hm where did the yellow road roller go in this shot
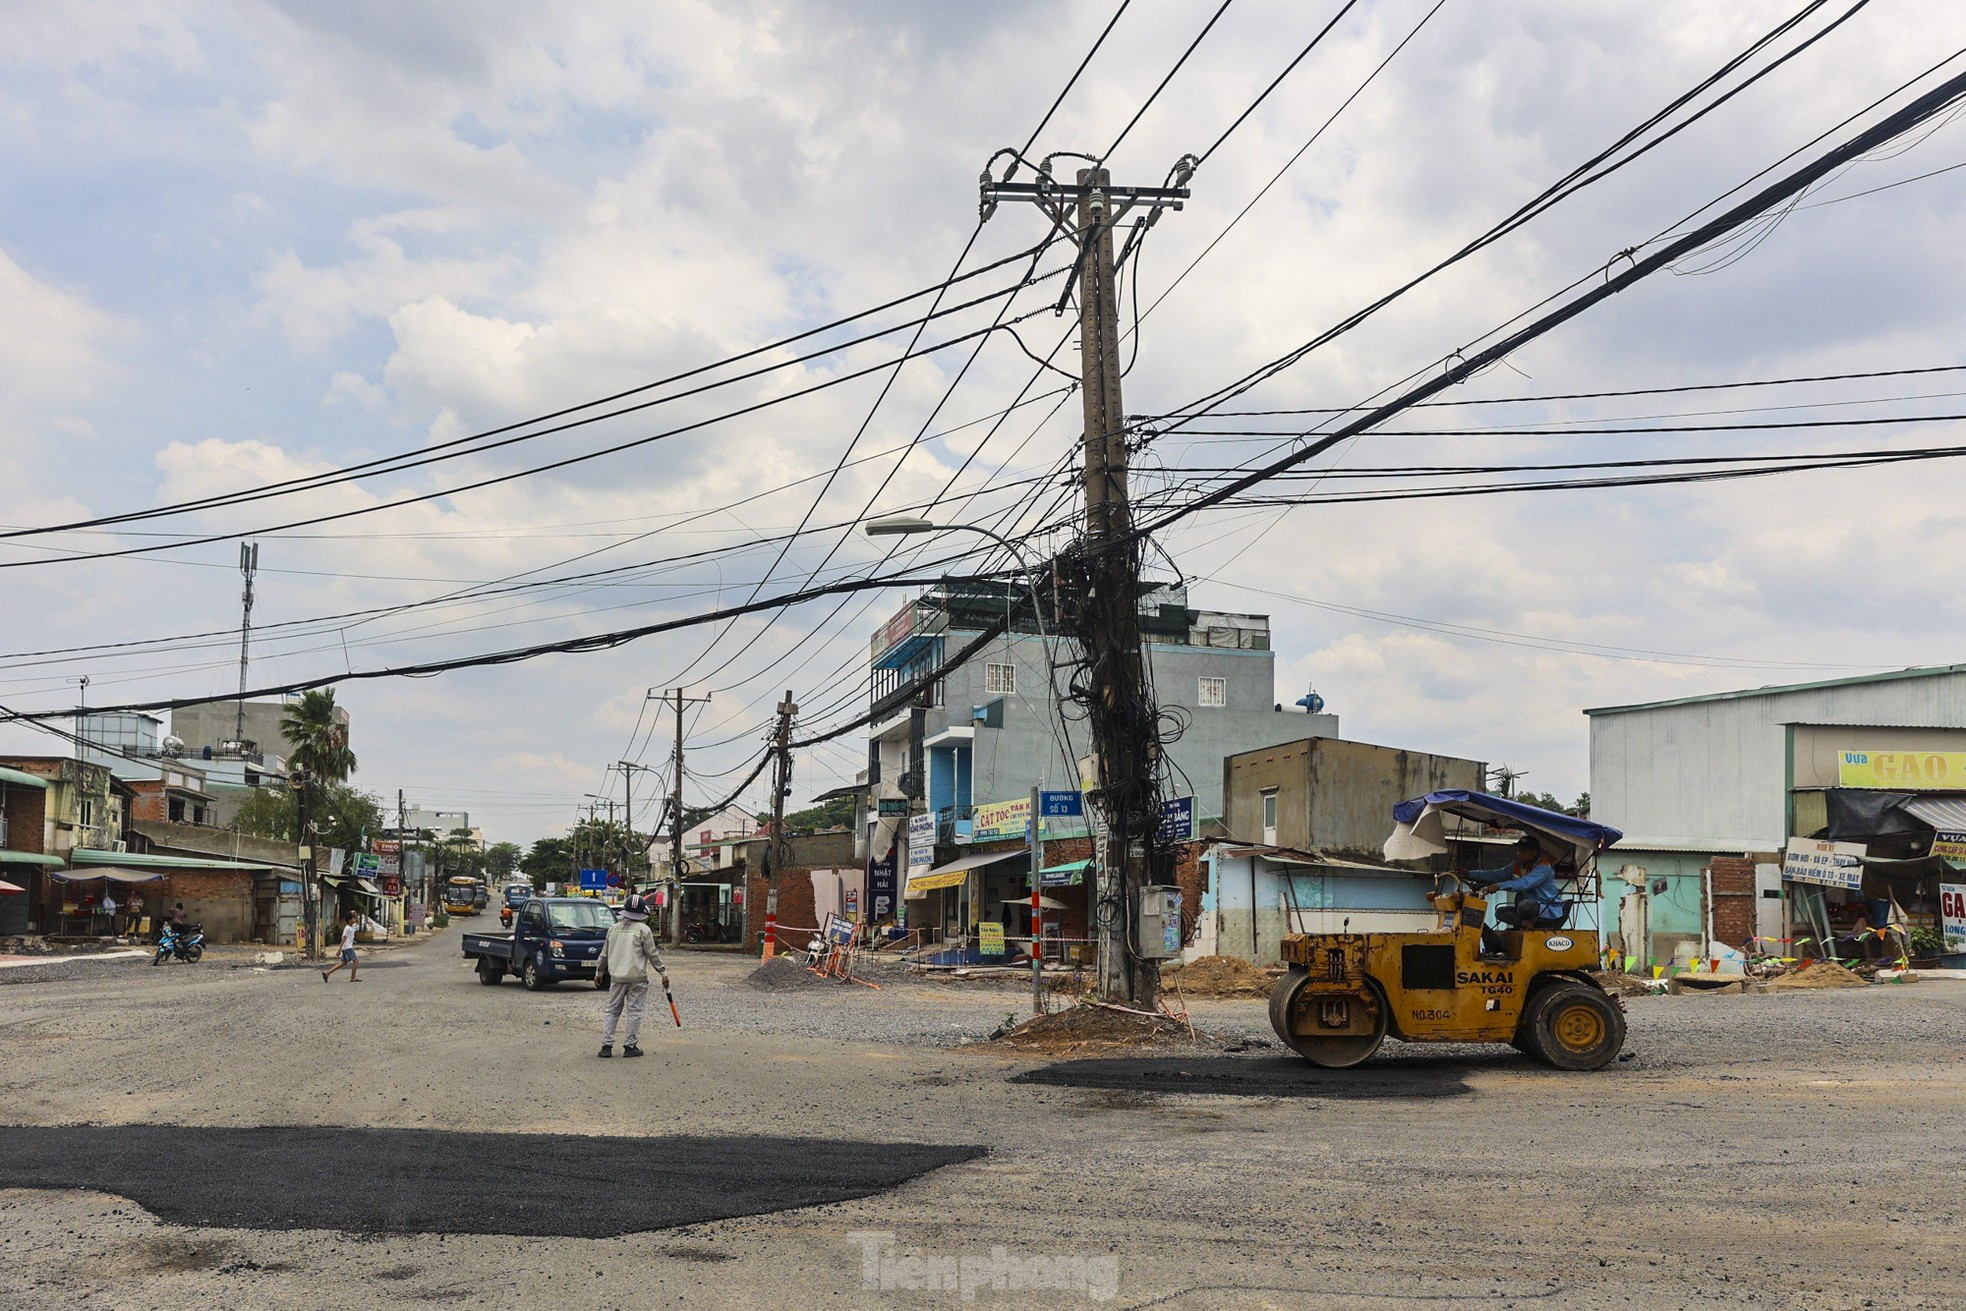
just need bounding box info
[1269,790,1627,1070]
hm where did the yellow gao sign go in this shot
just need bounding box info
[1839,750,1966,790]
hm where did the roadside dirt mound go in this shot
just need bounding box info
[1768,960,1869,990]
[743,955,823,992]
[1163,955,1280,998]
[979,1003,1215,1055]
[1591,970,1658,999]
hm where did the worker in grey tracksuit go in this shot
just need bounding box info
[597,893,668,1058]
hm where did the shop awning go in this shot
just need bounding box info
[1902,796,1966,830]
[905,849,1024,897]
[50,867,165,883]
[0,879,24,895]
[0,765,49,790]
[0,850,65,866]
[1039,858,1089,887]
[71,848,284,871]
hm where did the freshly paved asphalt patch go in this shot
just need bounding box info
[1010,1054,1473,1098]
[0,1125,986,1237]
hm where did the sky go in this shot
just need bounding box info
[4,0,1966,843]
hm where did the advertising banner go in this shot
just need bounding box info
[1942,883,1966,954]
[1838,749,1966,790]
[866,842,897,922]
[972,797,1032,842]
[906,813,936,871]
[1781,838,1865,891]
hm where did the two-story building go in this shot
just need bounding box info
[862,579,1339,948]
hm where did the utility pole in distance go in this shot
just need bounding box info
[660,688,713,943]
[982,159,1190,1006]
[763,691,797,959]
[617,760,661,896]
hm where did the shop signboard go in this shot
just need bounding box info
[1941,884,1966,954]
[1932,831,1966,861]
[1838,749,1966,790]
[379,875,403,897]
[972,797,1032,842]
[906,814,936,871]
[1781,838,1865,891]
[372,840,401,877]
[877,797,910,817]
[978,921,1006,960]
[866,843,897,922]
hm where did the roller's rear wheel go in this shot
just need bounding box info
[1523,983,1624,1071]
[1269,970,1388,1068]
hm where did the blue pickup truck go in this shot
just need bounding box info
[461,897,614,990]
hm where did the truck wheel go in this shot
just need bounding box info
[1524,983,1624,1071]
[1269,970,1387,1068]
[476,960,504,986]
[522,958,546,991]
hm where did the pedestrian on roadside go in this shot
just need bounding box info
[101,890,117,935]
[321,911,362,983]
[126,890,144,937]
[597,892,667,1058]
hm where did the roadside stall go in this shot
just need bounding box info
[44,867,165,939]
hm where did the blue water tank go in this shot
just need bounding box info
[1295,690,1326,714]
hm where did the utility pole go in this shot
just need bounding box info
[235,542,259,746]
[981,160,1189,1006]
[763,691,796,959]
[656,688,712,943]
[296,770,317,957]
[616,760,660,897]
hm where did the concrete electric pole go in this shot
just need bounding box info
[981,160,1190,1006]
[659,688,712,943]
[763,691,797,958]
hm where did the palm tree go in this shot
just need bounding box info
[281,689,356,782]
[280,688,354,958]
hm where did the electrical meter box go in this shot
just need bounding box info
[1136,885,1183,959]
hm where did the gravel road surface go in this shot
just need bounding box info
[1,927,1962,1310]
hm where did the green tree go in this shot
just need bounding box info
[280,688,356,782]
[233,781,382,853]
[784,793,855,834]
[439,828,486,880]
[520,836,573,889]
[486,842,523,880]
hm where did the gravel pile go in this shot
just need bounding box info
[0,953,150,987]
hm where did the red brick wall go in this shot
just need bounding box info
[1708,856,1757,949]
[127,784,169,824]
[162,870,255,943]
[743,865,819,951]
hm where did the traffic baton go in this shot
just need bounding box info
[664,979,682,1027]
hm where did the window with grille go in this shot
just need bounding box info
[985,663,1016,695]
[1197,676,1227,707]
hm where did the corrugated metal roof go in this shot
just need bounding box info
[1903,796,1966,831]
[0,765,50,790]
[71,848,282,871]
[1584,663,1966,717]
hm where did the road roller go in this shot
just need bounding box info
[1268,790,1627,1071]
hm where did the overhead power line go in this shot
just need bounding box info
[1137,63,1966,537]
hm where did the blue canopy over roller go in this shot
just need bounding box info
[1386,790,1622,864]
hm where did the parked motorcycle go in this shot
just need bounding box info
[153,922,205,965]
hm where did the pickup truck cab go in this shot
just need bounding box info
[461,897,614,990]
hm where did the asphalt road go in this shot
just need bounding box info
[2,928,1964,1310]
